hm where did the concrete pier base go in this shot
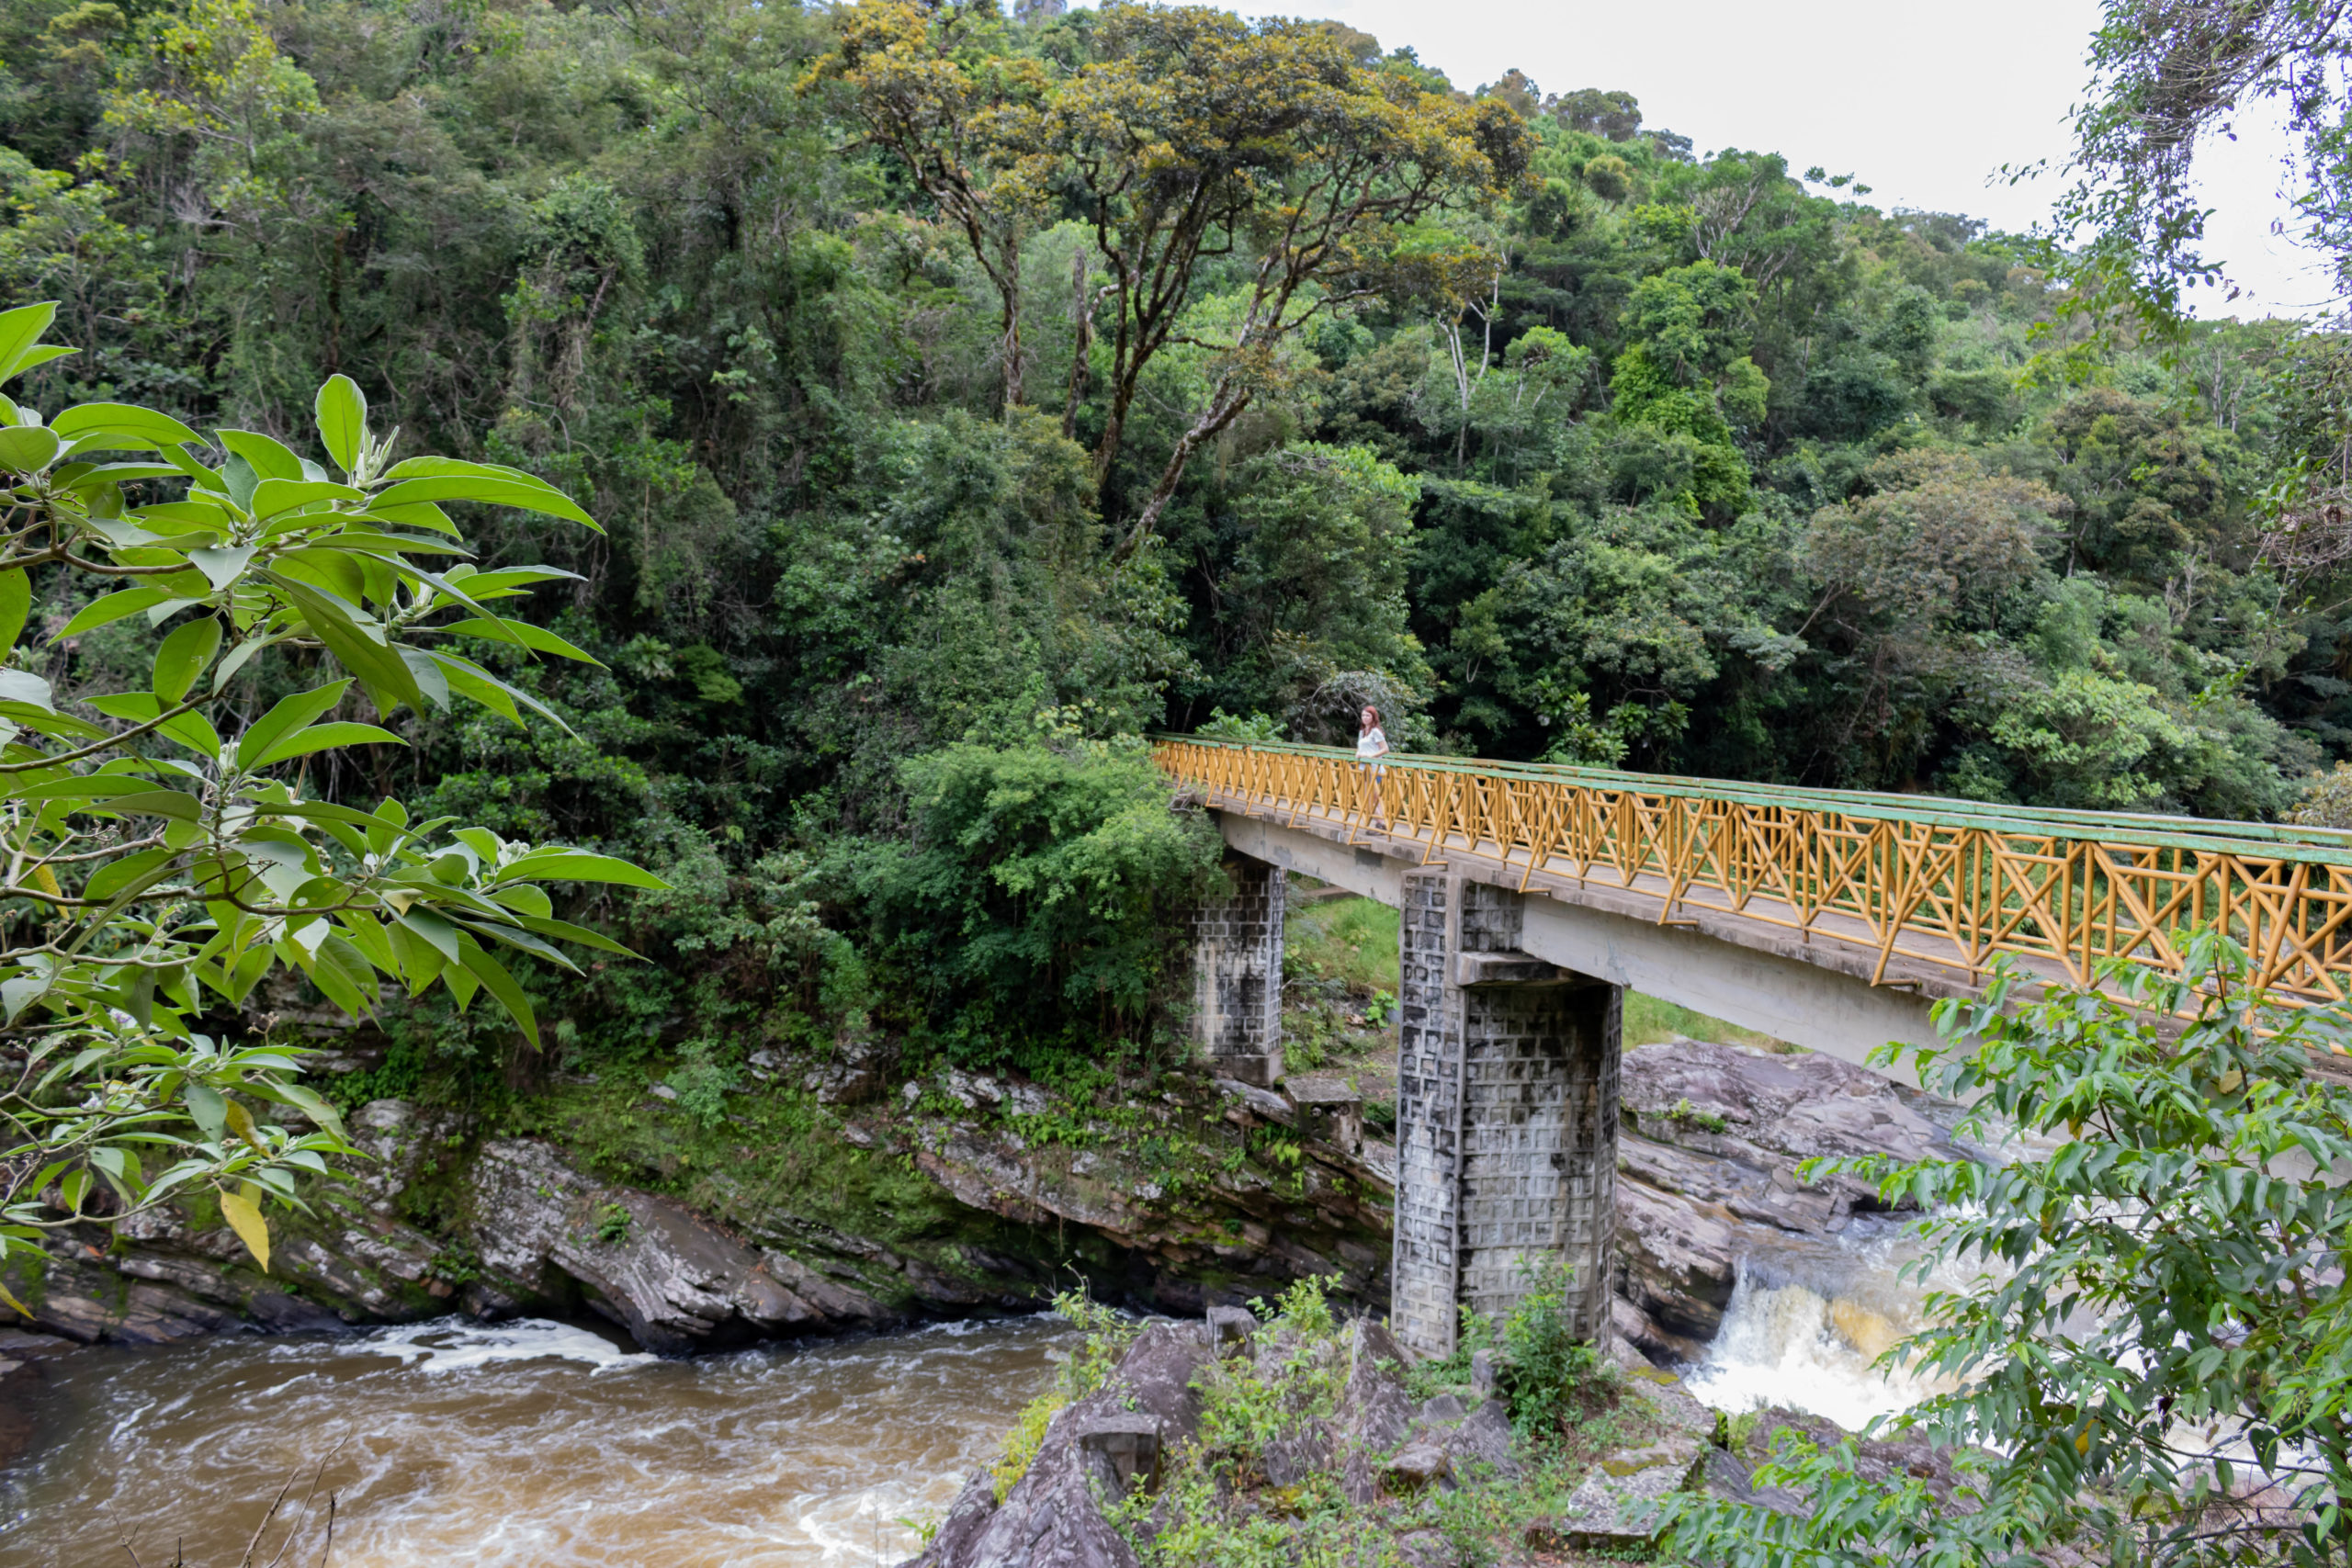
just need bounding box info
[1391,871,1621,1359]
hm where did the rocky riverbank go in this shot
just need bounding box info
[899,1281,1970,1567]
[3,1035,1958,1368]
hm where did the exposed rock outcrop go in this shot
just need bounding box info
[463,1136,888,1353]
[11,1035,1962,1362]
[917,1318,1215,1568]
[1611,1038,1964,1362]
[888,1070,1396,1315]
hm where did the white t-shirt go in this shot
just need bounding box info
[1356,727,1388,761]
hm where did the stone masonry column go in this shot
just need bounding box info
[1190,851,1284,1088]
[1390,872,1621,1359]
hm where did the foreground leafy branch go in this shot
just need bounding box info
[1661,931,2352,1566]
[0,299,663,1288]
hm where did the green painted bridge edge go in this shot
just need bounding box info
[1150,733,2352,869]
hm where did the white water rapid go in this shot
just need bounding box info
[1,1314,1078,1568]
[1680,1223,1962,1431]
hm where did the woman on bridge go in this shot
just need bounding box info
[1358,705,1390,831]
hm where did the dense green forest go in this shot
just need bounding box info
[5,0,2349,1075]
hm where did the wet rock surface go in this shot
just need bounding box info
[1611,1037,1967,1363]
[9,1034,1960,1366]
[463,1137,888,1353]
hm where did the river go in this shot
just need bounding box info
[0,1315,1077,1568]
[1,1232,1955,1564]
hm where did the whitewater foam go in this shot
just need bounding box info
[346,1315,660,1373]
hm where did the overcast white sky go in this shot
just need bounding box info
[1191,0,2337,321]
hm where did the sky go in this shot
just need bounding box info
[1185,0,2338,321]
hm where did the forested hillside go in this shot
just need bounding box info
[4,0,2347,1075]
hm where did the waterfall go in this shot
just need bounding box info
[1680,1225,1962,1431]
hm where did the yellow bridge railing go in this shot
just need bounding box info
[1153,736,2352,1021]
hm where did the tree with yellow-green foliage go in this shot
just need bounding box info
[815,0,1530,556]
[1057,5,1531,550]
[807,0,1054,414]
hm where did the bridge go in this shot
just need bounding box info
[1153,736,2352,1357]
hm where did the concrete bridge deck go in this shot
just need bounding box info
[1158,736,2352,1066]
[1156,737,2352,1355]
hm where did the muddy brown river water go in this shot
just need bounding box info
[0,1314,1077,1568]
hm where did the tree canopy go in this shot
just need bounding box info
[1,0,2347,1074]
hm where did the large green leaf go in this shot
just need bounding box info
[84,847,181,903]
[247,721,404,769]
[186,547,257,592]
[0,303,58,383]
[492,852,671,890]
[314,376,367,473]
[456,934,537,1047]
[51,403,202,449]
[98,789,205,822]
[265,572,426,716]
[0,669,54,712]
[218,430,304,483]
[435,618,605,665]
[151,617,222,704]
[248,478,366,519]
[0,570,28,651]
[368,477,599,530]
[232,681,352,772]
[0,425,60,472]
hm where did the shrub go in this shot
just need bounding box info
[854,738,1223,1065]
[1498,1257,1601,1436]
[0,300,655,1282]
[1661,932,2352,1564]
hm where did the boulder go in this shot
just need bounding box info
[1338,1319,1414,1450]
[1382,1442,1452,1494]
[911,1320,1211,1568]
[1439,1398,1517,1482]
[1205,1304,1259,1356]
[1543,1433,1707,1548]
[1529,1358,1754,1549]
[1619,1038,1955,1183]
[466,1137,886,1353]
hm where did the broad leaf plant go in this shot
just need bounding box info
[0,300,661,1292]
[1660,931,2352,1567]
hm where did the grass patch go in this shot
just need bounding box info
[1287,892,1401,995]
[1286,880,1785,1055]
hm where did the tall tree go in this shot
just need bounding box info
[2057,0,2352,314]
[1045,4,1531,550]
[808,0,1053,413]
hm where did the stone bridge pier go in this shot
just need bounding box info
[1188,850,1623,1359]
[1190,850,1286,1089]
[1389,871,1620,1359]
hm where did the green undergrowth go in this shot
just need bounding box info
[993,1289,1143,1501]
[503,1071,962,1253]
[1289,894,1403,997]
[1099,1270,1670,1568]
